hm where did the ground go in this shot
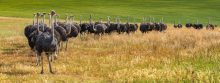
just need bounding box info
[0,17,220,82]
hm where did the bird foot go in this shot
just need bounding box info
[50,71,55,74]
[40,71,44,74]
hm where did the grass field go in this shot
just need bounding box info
[1,0,220,82]
[0,17,220,82]
[0,0,220,24]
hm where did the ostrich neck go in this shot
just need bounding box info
[52,15,55,40]
[55,16,58,26]
[42,15,45,31]
[37,16,39,32]
[33,15,36,25]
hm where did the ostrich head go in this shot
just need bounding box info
[51,10,56,16]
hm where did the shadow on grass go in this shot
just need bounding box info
[1,43,26,55]
[1,71,31,76]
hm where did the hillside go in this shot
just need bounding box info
[0,0,219,24]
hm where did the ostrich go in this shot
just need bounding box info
[177,20,183,28]
[70,16,81,34]
[104,16,112,34]
[125,16,131,34]
[53,15,68,51]
[155,18,167,32]
[79,15,89,36]
[24,13,37,50]
[87,14,96,34]
[193,19,203,29]
[130,17,138,33]
[140,17,148,33]
[93,17,107,38]
[206,18,215,30]
[140,17,153,33]
[35,11,59,74]
[24,13,49,50]
[185,19,192,28]
[117,17,127,34]
[173,20,178,28]
[105,16,118,34]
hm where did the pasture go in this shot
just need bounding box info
[0,0,220,82]
[0,17,220,82]
[0,0,220,24]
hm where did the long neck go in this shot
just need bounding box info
[152,17,155,23]
[33,15,36,25]
[37,15,39,32]
[99,18,102,23]
[51,15,55,39]
[49,15,51,28]
[208,19,210,24]
[66,16,68,23]
[80,16,82,25]
[133,17,135,24]
[127,17,129,24]
[42,15,45,31]
[89,15,92,24]
[107,17,110,25]
[70,17,73,24]
[55,15,58,26]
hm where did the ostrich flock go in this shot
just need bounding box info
[24,10,218,74]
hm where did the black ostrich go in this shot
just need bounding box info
[24,13,37,50]
[79,16,89,35]
[206,19,215,30]
[105,17,119,34]
[141,17,155,33]
[125,16,131,34]
[59,16,79,50]
[93,17,107,38]
[173,20,178,28]
[185,19,192,28]
[129,23,138,33]
[24,13,49,50]
[206,24,215,30]
[87,14,96,34]
[185,23,193,28]
[54,15,68,51]
[117,17,127,34]
[129,17,138,33]
[68,16,79,38]
[155,18,167,32]
[104,16,111,34]
[35,11,59,74]
[140,17,151,33]
[193,19,203,29]
[173,20,182,28]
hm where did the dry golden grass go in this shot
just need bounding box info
[0,17,220,82]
